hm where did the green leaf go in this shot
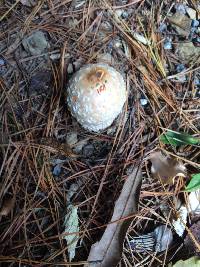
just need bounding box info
[185,173,200,192]
[168,256,200,267]
[160,130,200,146]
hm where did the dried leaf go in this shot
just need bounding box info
[85,166,142,267]
[63,204,79,261]
[149,151,186,184]
[0,196,15,216]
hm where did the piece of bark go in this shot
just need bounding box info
[85,166,142,267]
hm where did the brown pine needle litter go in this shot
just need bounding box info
[0,0,200,266]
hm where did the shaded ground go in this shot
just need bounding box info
[0,0,200,266]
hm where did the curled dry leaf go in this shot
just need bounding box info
[85,166,142,267]
[149,151,186,184]
[0,196,15,216]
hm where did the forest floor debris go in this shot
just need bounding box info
[0,0,200,266]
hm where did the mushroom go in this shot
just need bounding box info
[67,63,127,132]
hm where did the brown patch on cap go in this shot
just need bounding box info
[86,67,105,83]
[80,67,110,89]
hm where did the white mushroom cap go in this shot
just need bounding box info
[67,63,127,132]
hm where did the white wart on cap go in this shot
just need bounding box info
[67,63,126,132]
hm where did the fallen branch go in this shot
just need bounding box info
[85,165,142,267]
